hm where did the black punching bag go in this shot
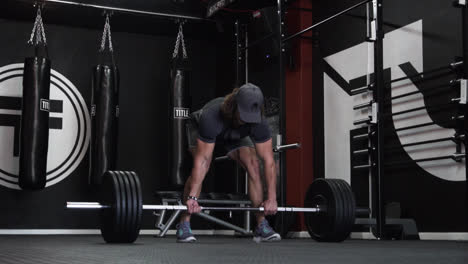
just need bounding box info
[89,65,119,186]
[89,15,119,186]
[19,8,51,190]
[169,23,190,188]
[169,62,190,187]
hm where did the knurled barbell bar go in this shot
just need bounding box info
[67,202,321,212]
[66,171,368,243]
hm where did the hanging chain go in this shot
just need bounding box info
[28,7,47,45]
[172,23,188,59]
[99,14,113,52]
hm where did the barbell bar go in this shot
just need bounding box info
[66,202,322,212]
[66,202,370,214]
[215,143,301,162]
[66,171,365,243]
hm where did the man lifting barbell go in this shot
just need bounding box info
[178,83,281,243]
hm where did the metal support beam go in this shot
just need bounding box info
[158,210,182,237]
[29,0,211,21]
[371,0,385,239]
[283,0,371,42]
[460,1,468,228]
[235,20,242,86]
[196,212,250,235]
[277,0,288,237]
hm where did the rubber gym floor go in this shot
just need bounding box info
[0,235,466,264]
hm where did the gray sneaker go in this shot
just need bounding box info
[253,219,281,243]
[176,221,196,243]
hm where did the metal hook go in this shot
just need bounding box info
[174,18,187,25]
[102,10,114,17]
[33,0,45,9]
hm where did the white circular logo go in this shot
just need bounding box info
[0,63,90,190]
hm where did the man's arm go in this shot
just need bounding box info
[184,139,215,214]
[255,138,277,215]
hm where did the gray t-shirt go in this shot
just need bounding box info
[193,97,271,144]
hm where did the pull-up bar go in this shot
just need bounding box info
[26,0,211,22]
[282,0,372,42]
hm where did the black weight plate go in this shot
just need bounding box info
[335,179,356,241]
[117,171,130,243]
[100,171,121,243]
[304,179,335,241]
[124,171,139,243]
[124,171,138,243]
[123,171,135,243]
[305,178,348,242]
[328,179,346,242]
[129,171,143,240]
[330,179,349,242]
[271,205,297,238]
[117,171,133,243]
[122,171,134,242]
[112,171,127,243]
[323,179,343,242]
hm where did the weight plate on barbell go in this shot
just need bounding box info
[125,171,141,243]
[332,179,351,241]
[335,179,356,240]
[330,179,348,241]
[112,171,124,241]
[113,171,128,243]
[122,171,135,242]
[118,171,132,243]
[130,171,143,241]
[304,178,350,242]
[100,171,122,243]
[99,171,142,244]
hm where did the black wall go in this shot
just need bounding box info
[0,17,223,229]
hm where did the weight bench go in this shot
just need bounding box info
[153,191,252,237]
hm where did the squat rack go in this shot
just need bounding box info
[232,0,388,239]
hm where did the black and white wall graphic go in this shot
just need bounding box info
[315,0,467,232]
[324,20,464,183]
[0,18,218,229]
[0,64,90,190]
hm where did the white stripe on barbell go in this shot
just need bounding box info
[66,202,109,209]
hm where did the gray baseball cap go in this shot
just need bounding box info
[236,83,264,123]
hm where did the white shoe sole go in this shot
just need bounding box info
[253,233,282,243]
[177,236,197,243]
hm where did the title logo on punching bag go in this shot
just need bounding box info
[173,107,190,119]
[91,104,96,116]
[0,63,91,190]
[40,99,50,112]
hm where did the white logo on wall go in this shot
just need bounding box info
[0,63,91,190]
[323,20,464,182]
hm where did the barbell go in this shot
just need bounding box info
[66,171,366,243]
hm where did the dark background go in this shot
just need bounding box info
[0,0,466,233]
